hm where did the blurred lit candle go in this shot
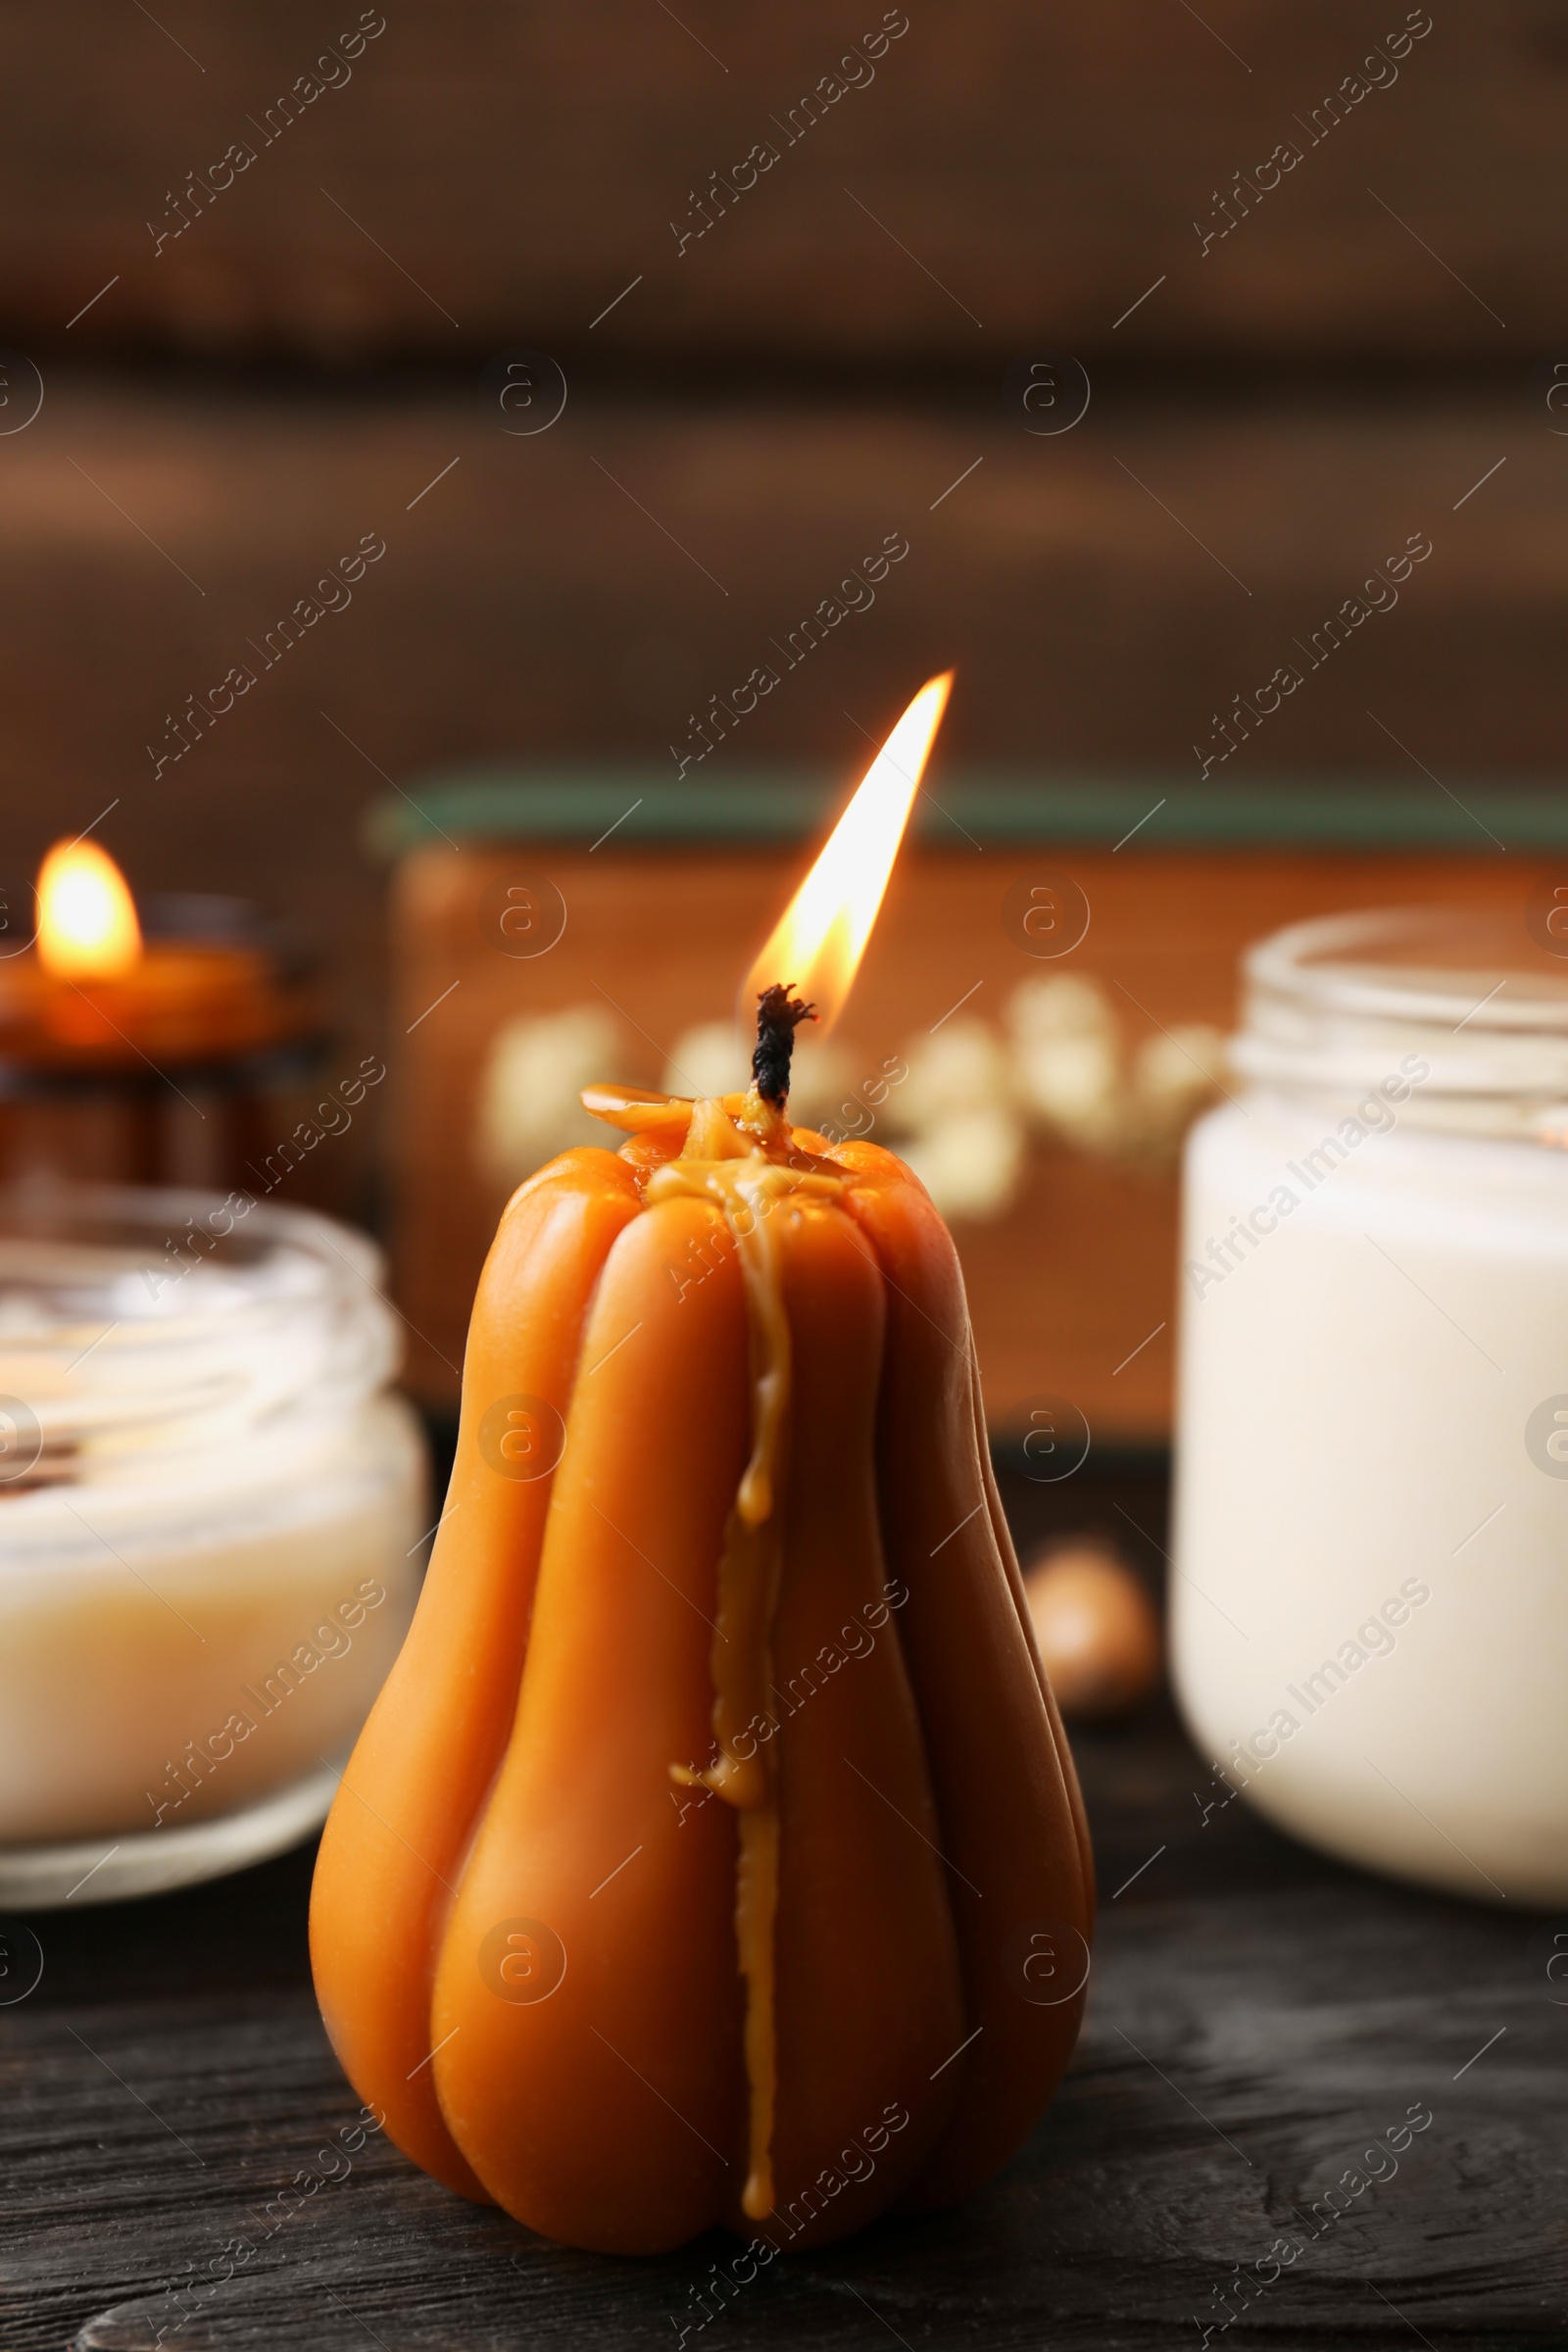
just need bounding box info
[0,839,315,1188]
[0,839,303,1066]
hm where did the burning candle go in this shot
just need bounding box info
[3,838,307,1064]
[311,675,1094,2253]
[0,839,316,1188]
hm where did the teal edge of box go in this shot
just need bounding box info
[365,767,1568,858]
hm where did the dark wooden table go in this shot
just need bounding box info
[4,1463,1563,2351]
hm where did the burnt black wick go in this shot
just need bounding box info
[752,984,817,1108]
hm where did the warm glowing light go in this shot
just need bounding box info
[743,670,953,1036]
[36,841,143,981]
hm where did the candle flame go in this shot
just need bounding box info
[36,840,142,980]
[743,670,953,1037]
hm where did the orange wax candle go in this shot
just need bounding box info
[310,677,1095,2254]
[0,841,307,1072]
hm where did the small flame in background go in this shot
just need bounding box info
[742,670,953,1038]
[36,841,143,981]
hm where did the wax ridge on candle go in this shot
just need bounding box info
[645,1088,844,2224]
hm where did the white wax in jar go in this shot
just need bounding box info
[0,1397,422,1843]
[1174,1094,1568,1904]
[0,1188,425,1863]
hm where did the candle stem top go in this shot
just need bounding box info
[751,984,816,1109]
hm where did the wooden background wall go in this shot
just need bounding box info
[0,3,1558,1222]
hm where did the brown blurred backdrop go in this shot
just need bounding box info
[0,1,1559,1227]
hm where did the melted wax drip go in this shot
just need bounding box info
[643,989,840,2224]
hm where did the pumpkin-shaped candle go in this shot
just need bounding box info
[310,676,1094,2252]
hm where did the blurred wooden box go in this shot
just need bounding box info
[383,773,1566,1446]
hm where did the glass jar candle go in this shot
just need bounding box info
[1174,906,1568,1904]
[0,1183,425,1904]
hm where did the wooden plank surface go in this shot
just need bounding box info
[1,1465,1558,2352]
[0,5,1558,360]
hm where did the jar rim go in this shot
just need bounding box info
[0,1180,398,1491]
[1246,906,1568,1034]
[0,1177,383,1312]
[1237,906,1568,1140]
